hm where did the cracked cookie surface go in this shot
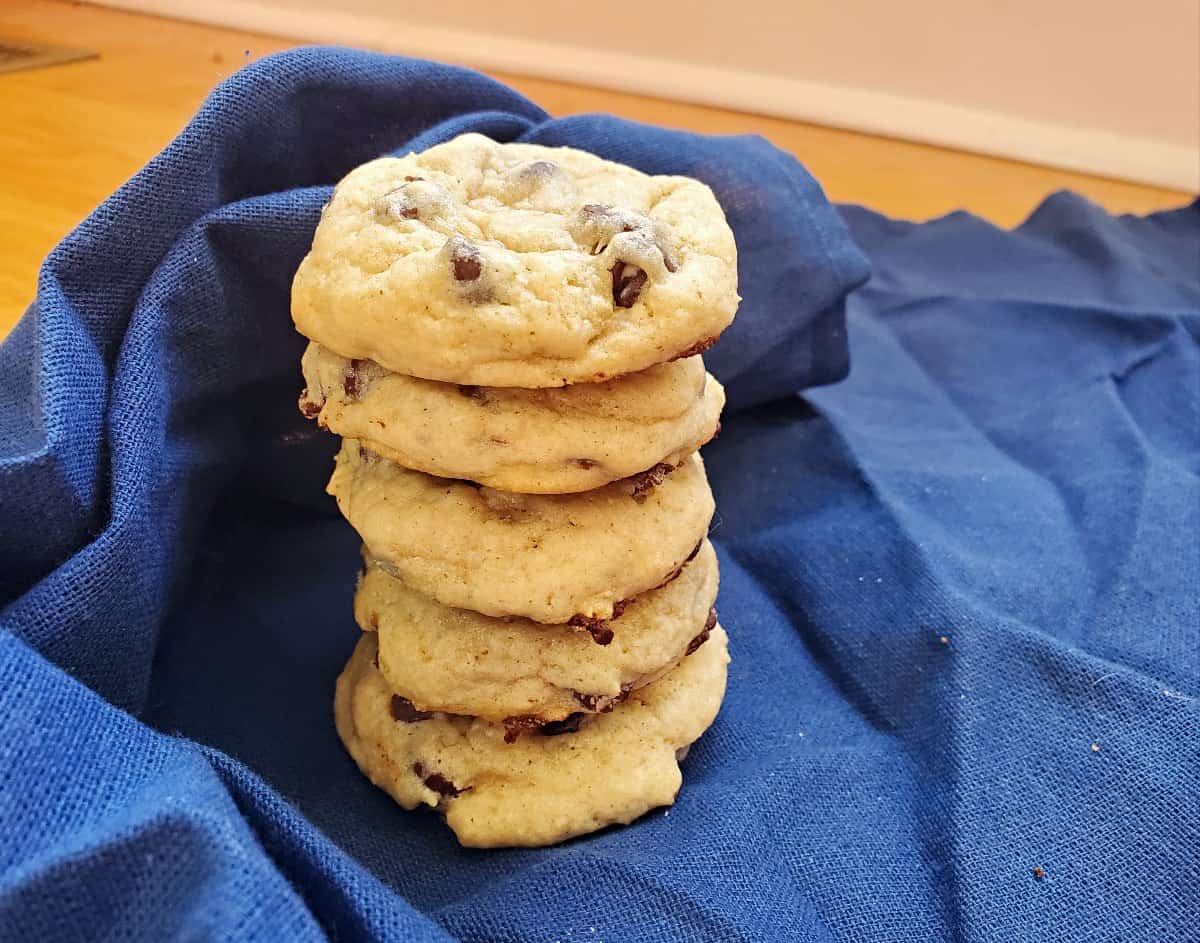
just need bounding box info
[292,133,739,387]
[300,342,724,493]
[334,626,729,847]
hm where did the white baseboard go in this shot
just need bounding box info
[102,0,1199,191]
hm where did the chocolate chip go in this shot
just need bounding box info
[376,187,419,220]
[390,695,433,723]
[573,685,634,713]
[446,237,483,282]
[343,359,368,400]
[377,178,453,223]
[298,391,322,419]
[503,711,590,742]
[538,713,585,737]
[568,614,614,645]
[670,336,718,361]
[574,204,644,255]
[521,160,557,179]
[628,462,675,501]
[650,221,679,273]
[579,203,615,224]
[412,762,462,797]
[685,609,717,655]
[659,241,679,273]
[573,458,600,469]
[573,691,607,712]
[647,540,704,593]
[502,715,543,743]
[454,256,481,281]
[610,261,648,307]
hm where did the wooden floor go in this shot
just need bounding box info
[0,0,1192,335]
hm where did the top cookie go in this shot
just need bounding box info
[291,133,739,387]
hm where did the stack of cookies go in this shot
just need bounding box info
[291,134,739,847]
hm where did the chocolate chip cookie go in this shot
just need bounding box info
[358,540,719,723]
[334,625,729,848]
[300,342,724,493]
[326,441,714,624]
[292,133,739,387]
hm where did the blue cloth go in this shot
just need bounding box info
[0,46,1196,942]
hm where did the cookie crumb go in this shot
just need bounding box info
[938,635,949,645]
[1032,866,1045,880]
[1091,743,1100,753]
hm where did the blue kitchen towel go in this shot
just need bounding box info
[0,46,1196,943]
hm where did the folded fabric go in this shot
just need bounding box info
[1,46,1197,942]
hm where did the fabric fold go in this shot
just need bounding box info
[0,46,1195,943]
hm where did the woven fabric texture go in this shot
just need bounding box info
[0,47,1196,943]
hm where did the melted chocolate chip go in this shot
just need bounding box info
[343,359,368,400]
[628,462,676,501]
[573,458,600,469]
[298,391,322,419]
[575,204,644,255]
[685,609,717,655]
[610,261,648,308]
[502,710,590,742]
[568,614,615,645]
[538,713,585,737]
[412,762,462,797]
[522,160,557,179]
[448,238,483,282]
[501,715,542,743]
[659,241,679,273]
[458,385,488,403]
[573,691,607,712]
[579,203,615,224]
[642,539,703,593]
[454,256,481,282]
[573,684,634,713]
[376,186,419,220]
[670,336,719,361]
[390,695,433,723]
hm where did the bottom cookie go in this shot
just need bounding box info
[334,626,729,848]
